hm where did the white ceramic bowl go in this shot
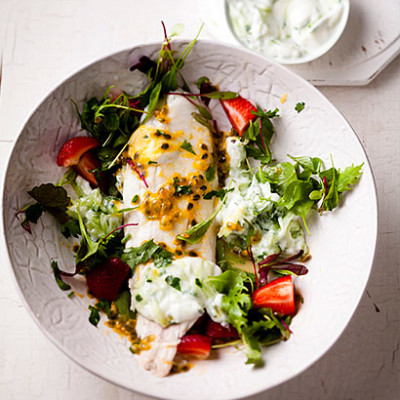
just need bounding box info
[198,0,350,65]
[2,40,377,400]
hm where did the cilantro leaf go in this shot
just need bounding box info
[121,240,174,270]
[173,177,192,196]
[180,140,196,155]
[153,247,174,268]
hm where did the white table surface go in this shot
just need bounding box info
[0,1,399,399]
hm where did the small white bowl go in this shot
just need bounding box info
[199,0,350,65]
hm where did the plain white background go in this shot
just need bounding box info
[0,1,399,399]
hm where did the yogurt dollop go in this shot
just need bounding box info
[226,0,347,63]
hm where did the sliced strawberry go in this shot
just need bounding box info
[177,334,212,359]
[56,137,99,167]
[73,151,104,189]
[205,320,239,339]
[221,96,257,136]
[252,276,296,315]
[86,257,131,301]
[189,313,209,333]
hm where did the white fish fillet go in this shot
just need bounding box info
[135,314,197,377]
[122,94,217,376]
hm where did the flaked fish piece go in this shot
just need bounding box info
[135,314,197,377]
[121,94,218,376]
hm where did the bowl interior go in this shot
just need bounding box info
[2,40,377,400]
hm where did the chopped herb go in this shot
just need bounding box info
[195,278,203,288]
[180,140,196,155]
[173,177,193,196]
[121,239,174,270]
[132,195,139,203]
[165,276,181,291]
[205,162,216,182]
[295,102,305,113]
[135,294,143,302]
[67,291,75,298]
[148,161,158,165]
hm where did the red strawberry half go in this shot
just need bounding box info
[221,96,257,136]
[57,136,99,167]
[73,151,102,188]
[177,334,212,359]
[86,257,131,301]
[56,136,103,188]
[252,275,296,315]
[205,320,239,339]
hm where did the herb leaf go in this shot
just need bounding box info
[88,305,100,326]
[165,276,181,291]
[180,140,196,155]
[173,177,192,196]
[205,162,216,182]
[295,102,305,113]
[200,91,238,100]
[176,206,221,245]
[121,239,174,270]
